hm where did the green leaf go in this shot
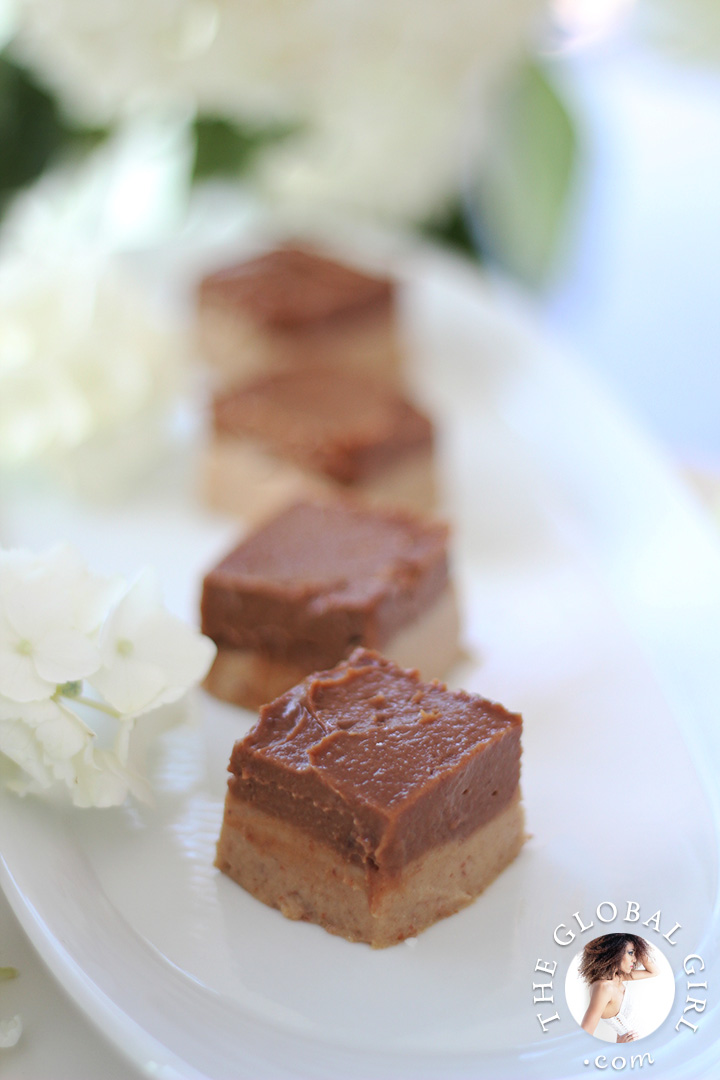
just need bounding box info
[0,53,109,215]
[191,115,295,183]
[471,58,577,288]
[0,967,18,981]
[420,199,483,262]
[0,55,66,201]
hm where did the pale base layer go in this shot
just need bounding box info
[216,789,525,947]
[197,302,404,388]
[204,585,460,709]
[201,436,437,525]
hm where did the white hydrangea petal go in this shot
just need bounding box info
[0,697,20,722]
[113,717,135,765]
[94,747,152,806]
[48,756,79,785]
[35,544,123,634]
[0,719,53,786]
[0,614,14,645]
[33,625,100,683]
[0,647,54,703]
[0,545,102,692]
[91,655,166,715]
[2,562,76,638]
[3,774,42,797]
[0,543,120,643]
[130,612,216,697]
[0,549,35,576]
[0,712,135,808]
[94,568,214,714]
[73,571,126,635]
[0,695,67,726]
[26,543,78,580]
[0,699,97,795]
[0,1015,22,1048]
[71,748,133,808]
[35,711,91,761]
[99,569,163,651]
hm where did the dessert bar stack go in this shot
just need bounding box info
[197,244,437,524]
[195,241,525,945]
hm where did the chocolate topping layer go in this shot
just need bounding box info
[202,501,449,668]
[229,650,522,873]
[212,368,433,484]
[199,247,393,329]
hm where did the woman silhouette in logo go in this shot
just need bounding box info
[580,934,659,1042]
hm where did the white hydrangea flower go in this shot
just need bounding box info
[0,545,216,808]
[0,148,189,484]
[257,0,545,220]
[10,0,544,220]
[0,246,184,472]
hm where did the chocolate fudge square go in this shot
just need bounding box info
[215,649,525,947]
[201,499,459,709]
[202,367,436,523]
[197,245,404,387]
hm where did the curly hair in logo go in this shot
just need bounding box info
[578,934,652,984]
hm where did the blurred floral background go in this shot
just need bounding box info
[0,0,719,498]
[1,0,567,240]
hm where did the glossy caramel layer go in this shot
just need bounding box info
[229,649,522,874]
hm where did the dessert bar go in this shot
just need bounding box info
[215,649,525,947]
[197,245,404,386]
[202,499,459,709]
[203,367,436,522]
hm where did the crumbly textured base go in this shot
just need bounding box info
[201,436,437,525]
[197,302,404,388]
[215,789,525,947]
[204,586,460,709]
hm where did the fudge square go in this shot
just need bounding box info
[196,245,404,387]
[215,649,525,948]
[201,499,459,710]
[203,367,436,522]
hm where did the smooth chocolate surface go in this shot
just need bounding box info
[202,501,449,668]
[212,368,433,483]
[198,246,393,328]
[229,650,522,873]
